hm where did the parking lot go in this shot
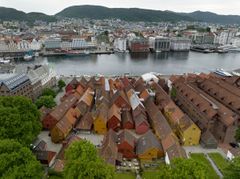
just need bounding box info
[76,132,104,146]
[116,158,140,172]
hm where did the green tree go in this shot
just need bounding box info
[0,96,41,146]
[35,95,56,109]
[171,87,177,98]
[156,158,208,179]
[58,79,66,91]
[42,88,57,98]
[0,139,43,179]
[64,140,114,179]
[224,157,240,179]
[235,127,240,142]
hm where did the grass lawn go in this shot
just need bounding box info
[142,170,159,179]
[114,172,136,179]
[190,153,219,179]
[208,153,229,174]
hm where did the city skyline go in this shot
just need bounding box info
[1,0,240,16]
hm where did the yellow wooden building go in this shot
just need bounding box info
[136,131,164,161]
[93,104,108,134]
[164,101,201,146]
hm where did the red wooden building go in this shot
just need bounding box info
[108,104,121,131]
[117,130,136,159]
[111,90,130,110]
[121,111,134,129]
[134,113,149,134]
[42,93,79,129]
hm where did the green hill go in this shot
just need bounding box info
[183,11,240,24]
[56,5,193,22]
[1,5,240,24]
[0,7,56,22]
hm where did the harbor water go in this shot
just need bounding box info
[15,51,240,76]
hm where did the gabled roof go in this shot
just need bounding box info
[54,116,72,136]
[96,102,109,124]
[100,129,121,166]
[49,93,79,122]
[122,111,134,125]
[78,88,94,107]
[76,84,85,96]
[111,90,129,106]
[134,113,149,127]
[201,130,217,144]
[162,134,186,160]
[108,104,121,121]
[136,131,163,155]
[118,129,136,147]
[151,82,172,110]
[120,76,132,89]
[1,73,30,91]
[76,112,93,130]
[189,82,236,126]
[34,150,56,164]
[79,76,88,88]
[173,81,218,120]
[144,98,173,140]
[68,77,79,88]
[127,89,145,110]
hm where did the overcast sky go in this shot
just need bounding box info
[1,0,240,15]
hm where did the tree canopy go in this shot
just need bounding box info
[224,157,240,179]
[35,95,56,109]
[155,158,208,179]
[235,127,240,142]
[0,139,43,179]
[58,79,66,91]
[64,140,114,179]
[0,96,42,146]
[42,88,57,98]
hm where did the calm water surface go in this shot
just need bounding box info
[15,52,240,76]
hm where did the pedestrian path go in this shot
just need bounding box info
[206,153,223,179]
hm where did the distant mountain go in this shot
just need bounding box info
[1,5,240,24]
[0,7,56,23]
[56,5,193,22]
[182,11,240,24]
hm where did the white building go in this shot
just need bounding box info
[154,37,171,52]
[30,39,42,51]
[27,64,57,99]
[0,40,9,52]
[17,40,30,50]
[71,38,96,49]
[113,38,127,52]
[170,37,191,51]
[148,37,155,49]
[216,30,237,45]
[44,38,62,49]
[71,38,88,49]
[8,41,18,52]
[231,37,240,47]
[227,148,240,161]
[61,41,71,50]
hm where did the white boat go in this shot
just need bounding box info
[35,52,39,57]
[231,71,240,76]
[0,58,10,64]
[219,45,240,53]
[214,69,233,77]
[24,54,33,61]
